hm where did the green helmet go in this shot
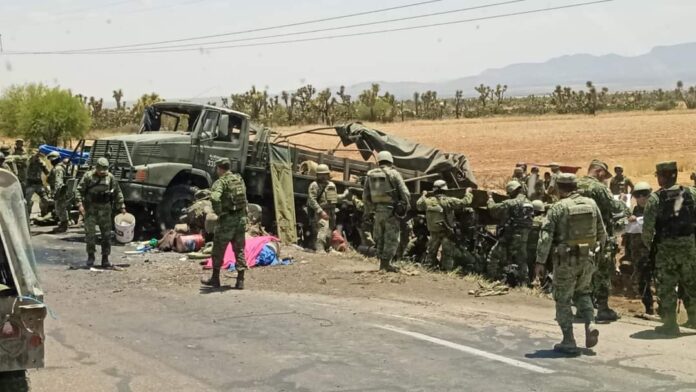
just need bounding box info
[433,179,448,191]
[632,181,652,193]
[532,200,545,212]
[377,151,393,164]
[47,151,61,160]
[505,180,522,195]
[96,157,110,169]
[316,164,330,175]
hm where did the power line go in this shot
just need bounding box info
[2,0,616,56]
[82,0,527,53]
[53,0,445,53]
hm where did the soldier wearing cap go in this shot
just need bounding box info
[535,173,605,354]
[25,149,51,218]
[486,180,534,286]
[416,180,473,271]
[363,151,410,272]
[14,139,25,155]
[306,163,338,252]
[577,159,630,322]
[609,165,634,196]
[203,158,248,289]
[76,157,126,267]
[642,161,696,334]
[47,151,69,233]
[627,181,654,315]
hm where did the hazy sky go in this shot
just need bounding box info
[0,0,693,103]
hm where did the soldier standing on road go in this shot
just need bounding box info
[487,180,534,286]
[47,152,69,233]
[306,164,338,252]
[363,151,410,272]
[203,158,248,289]
[535,173,605,354]
[642,161,696,335]
[76,158,126,267]
[609,165,634,196]
[627,182,654,315]
[25,150,51,218]
[416,180,473,271]
[577,159,630,322]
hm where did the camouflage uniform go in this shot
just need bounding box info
[527,212,546,282]
[642,169,696,333]
[577,174,630,317]
[487,193,533,285]
[211,170,248,274]
[609,174,634,196]
[25,152,50,217]
[351,195,375,249]
[184,190,213,234]
[48,158,69,229]
[536,179,606,353]
[306,179,338,252]
[627,204,653,313]
[363,160,410,271]
[76,162,125,264]
[416,191,473,270]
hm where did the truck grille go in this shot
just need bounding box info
[90,140,134,167]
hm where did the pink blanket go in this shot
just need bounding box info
[203,235,279,270]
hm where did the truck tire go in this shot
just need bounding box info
[0,370,30,392]
[157,184,198,229]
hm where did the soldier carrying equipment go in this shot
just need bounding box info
[306,163,338,252]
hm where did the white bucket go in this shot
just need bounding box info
[114,213,136,244]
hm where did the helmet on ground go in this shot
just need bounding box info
[433,179,448,191]
[532,200,545,212]
[505,180,522,195]
[377,151,393,164]
[96,157,110,169]
[47,151,61,160]
[316,164,330,175]
[632,182,652,193]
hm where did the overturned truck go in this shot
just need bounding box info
[87,102,479,240]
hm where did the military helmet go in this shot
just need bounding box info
[556,173,577,184]
[47,151,61,160]
[433,179,448,191]
[0,145,10,154]
[376,151,393,164]
[215,158,231,170]
[513,167,524,174]
[531,200,545,212]
[505,180,522,195]
[655,161,677,173]
[632,182,652,193]
[316,164,330,175]
[614,164,624,171]
[96,157,110,169]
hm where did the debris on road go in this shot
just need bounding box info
[469,281,510,297]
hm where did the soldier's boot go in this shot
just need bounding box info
[654,313,680,336]
[595,300,620,322]
[101,254,112,268]
[553,327,579,355]
[201,268,221,288]
[379,259,399,273]
[235,270,245,290]
[86,253,95,267]
[585,322,599,348]
[52,221,68,234]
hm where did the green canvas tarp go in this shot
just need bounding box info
[269,145,298,244]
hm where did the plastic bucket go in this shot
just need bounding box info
[114,213,136,244]
[176,234,205,253]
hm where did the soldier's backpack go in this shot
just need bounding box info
[508,199,534,230]
[224,173,247,213]
[565,199,597,246]
[656,186,696,239]
[367,169,394,204]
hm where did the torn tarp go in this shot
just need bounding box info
[335,123,477,188]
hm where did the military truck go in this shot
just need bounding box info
[86,102,477,238]
[0,169,47,391]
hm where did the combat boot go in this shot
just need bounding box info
[585,323,599,348]
[595,300,620,322]
[654,314,680,336]
[235,270,245,290]
[101,254,112,268]
[86,253,95,267]
[201,268,221,288]
[553,327,579,355]
[52,221,68,234]
[379,259,399,273]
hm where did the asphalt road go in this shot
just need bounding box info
[28,230,696,392]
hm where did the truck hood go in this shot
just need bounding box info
[99,132,190,143]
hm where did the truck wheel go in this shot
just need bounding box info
[0,370,30,392]
[158,184,198,229]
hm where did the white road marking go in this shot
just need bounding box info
[373,324,555,374]
[374,312,434,324]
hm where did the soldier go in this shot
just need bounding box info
[306,164,338,252]
[47,151,69,233]
[76,158,126,267]
[642,161,696,335]
[0,153,10,171]
[690,171,696,187]
[487,180,534,286]
[535,173,605,354]
[528,166,546,201]
[627,182,653,315]
[511,167,529,196]
[527,200,546,283]
[609,165,634,196]
[24,150,51,218]
[577,159,630,322]
[14,139,25,155]
[545,163,562,201]
[182,189,213,234]
[363,151,410,272]
[203,158,248,289]
[416,180,473,270]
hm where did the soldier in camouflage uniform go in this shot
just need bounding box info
[363,151,410,272]
[627,182,654,315]
[511,167,529,196]
[306,164,338,252]
[545,163,562,201]
[203,158,248,289]
[535,173,605,354]
[527,200,546,283]
[182,189,213,234]
[416,180,473,271]
[76,157,126,267]
[609,165,634,196]
[577,159,630,322]
[528,166,546,201]
[487,180,534,286]
[14,139,25,155]
[25,150,51,218]
[642,161,696,335]
[47,151,69,233]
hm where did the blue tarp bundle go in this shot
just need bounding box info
[38,144,89,165]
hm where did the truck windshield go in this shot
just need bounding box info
[141,106,200,133]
